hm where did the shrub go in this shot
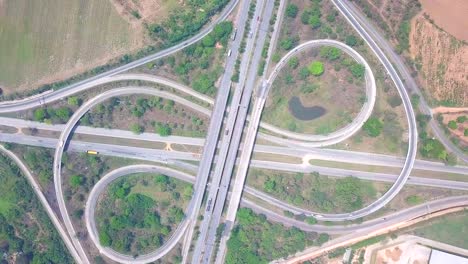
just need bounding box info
[345,35,358,46]
[130,124,144,134]
[319,46,341,60]
[70,175,84,188]
[448,120,457,130]
[288,57,299,69]
[456,116,467,123]
[285,4,299,18]
[363,117,383,137]
[308,61,324,76]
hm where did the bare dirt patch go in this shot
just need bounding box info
[109,0,179,25]
[418,0,468,42]
[409,14,468,106]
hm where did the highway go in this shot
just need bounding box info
[191,0,265,262]
[2,133,468,192]
[215,1,277,261]
[334,0,468,164]
[279,195,468,263]
[1,117,466,176]
[203,0,277,262]
[180,0,251,261]
[0,1,239,112]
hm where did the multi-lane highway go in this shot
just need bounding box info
[2,0,466,261]
[2,132,468,192]
[191,0,265,262]
[180,0,252,261]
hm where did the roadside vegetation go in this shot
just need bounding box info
[351,0,421,53]
[247,169,379,214]
[226,208,328,263]
[0,152,72,263]
[96,173,191,255]
[24,92,209,137]
[139,21,234,97]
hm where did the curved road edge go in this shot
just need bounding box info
[277,196,468,263]
[85,165,196,264]
[53,87,214,264]
[259,39,376,146]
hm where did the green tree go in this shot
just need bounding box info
[202,34,216,47]
[319,46,341,60]
[285,4,299,18]
[306,217,317,225]
[55,107,72,122]
[448,120,458,130]
[69,175,84,188]
[363,117,383,137]
[349,63,365,78]
[34,108,47,121]
[299,67,310,80]
[456,116,467,123]
[67,96,81,106]
[317,233,329,245]
[288,57,299,69]
[465,129,468,137]
[345,35,358,46]
[130,124,144,134]
[309,15,321,29]
[156,124,171,136]
[99,230,112,246]
[308,61,324,76]
[193,74,215,94]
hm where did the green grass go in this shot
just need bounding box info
[412,211,468,249]
[0,200,13,215]
[0,0,138,91]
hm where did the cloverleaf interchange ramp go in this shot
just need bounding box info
[0,0,465,262]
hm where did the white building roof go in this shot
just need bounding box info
[430,249,468,264]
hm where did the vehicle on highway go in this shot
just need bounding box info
[227,49,232,57]
[232,28,237,40]
[86,150,98,155]
[206,198,213,212]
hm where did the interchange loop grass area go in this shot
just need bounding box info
[95,172,191,255]
[263,44,366,135]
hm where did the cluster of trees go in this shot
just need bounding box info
[0,154,72,263]
[448,116,466,131]
[416,114,455,164]
[148,1,229,46]
[33,106,73,124]
[253,170,376,213]
[98,175,187,254]
[226,208,325,263]
[22,147,54,185]
[285,3,299,18]
[319,46,365,79]
[363,117,384,137]
[301,0,323,29]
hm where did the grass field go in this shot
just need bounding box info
[411,210,468,249]
[0,0,143,93]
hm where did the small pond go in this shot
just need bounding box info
[288,96,326,121]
